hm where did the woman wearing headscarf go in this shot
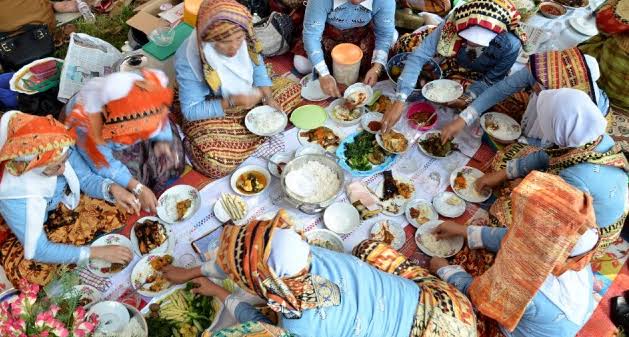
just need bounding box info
[175,0,301,179]
[430,171,600,337]
[382,0,528,131]
[440,48,610,143]
[64,68,184,214]
[475,88,628,256]
[294,0,396,96]
[0,111,135,286]
[163,209,478,337]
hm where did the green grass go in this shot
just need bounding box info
[54,5,135,59]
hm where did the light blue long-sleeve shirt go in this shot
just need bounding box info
[505,134,628,228]
[0,149,114,264]
[396,21,521,101]
[438,226,594,337]
[302,0,395,76]
[459,66,610,125]
[174,35,273,121]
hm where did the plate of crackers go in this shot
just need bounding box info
[214,193,248,224]
[157,185,201,223]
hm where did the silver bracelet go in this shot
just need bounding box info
[132,183,144,196]
[227,96,236,108]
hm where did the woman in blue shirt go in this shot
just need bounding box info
[294,0,396,97]
[382,0,528,131]
[0,111,135,286]
[163,210,477,337]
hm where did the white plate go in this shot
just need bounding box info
[374,175,415,216]
[417,130,456,159]
[370,220,406,250]
[130,217,172,256]
[297,125,345,152]
[375,129,411,154]
[88,234,133,278]
[405,199,438,228]
[421,79,464,104]
[245,105,288,136]
[230,165,272,196]
[323,202,361,234]
[432,191,466,218]
[268,152,292,177]
[344,83,374,107]
[301,74,330,101]
[65,285,102,308]
[213,194,249,224]
[327,98,365,126]
[360,112,383,134]
[450,166,492,203]
[87,301,131,334]
[414,220,464,258]
[480,112,522,143]
[156,185,201,223]
[130,254,173,298]
[305,229,344,253]
[295,143,326,157]
[568,17,598,36]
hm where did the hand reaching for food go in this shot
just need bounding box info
[381,100,405,132]
[440,117,466,144]
[190,277,231,301]
[429,257,450,274]
[474,170,508,193]
[319,75,341,97]
[138,186,158,214]
[433,221,467,240]
[91,245,133,264]
[363,64,383,87]
[110,184,140,215]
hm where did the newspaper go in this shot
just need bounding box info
[57,33,122,102]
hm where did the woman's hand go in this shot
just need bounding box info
[433,221,467,240]
[161,265,201,284]
[153,141,178,174]
[429,257,450,274]
[110,184,140,215]
[445,98,469,110]
[137,186,158,214]
[319,75,341,97]
[474,170,508,193]
[363,64,383,87]
[231,93,262,109]
[190,277,231,301]
[265,96,283,112]
[91,245,133,264]
[440,117,466,144]
[382,100,405,132]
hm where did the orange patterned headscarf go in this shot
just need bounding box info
[65,68,173,167]
[468,171,597,331]
[217,209,340,319]
[0,111,75,176]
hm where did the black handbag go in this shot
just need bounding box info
[238,0,270,17]
[0,24,54,71]
[254,12,294,57]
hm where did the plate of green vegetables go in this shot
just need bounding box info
[336,131,396,177]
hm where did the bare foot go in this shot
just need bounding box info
[53,0,79,13]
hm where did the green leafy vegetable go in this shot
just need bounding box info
[344,132,387,171]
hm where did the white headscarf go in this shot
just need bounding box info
[534,88,607,147]
[202,40,255,97]
[458,26,498,47]
[0,111,80,259]
[268,228,311,277]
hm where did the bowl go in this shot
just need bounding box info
[360,112,383,134]
[304,229,345,252]
[230,165,272,196]
[148,27,175,47]
[406,102,437,131]
[245,105,288,136]
[323,202,360,234]
[295,143,326,157]
[268,152,292,177]
[327,98,366,126]
[539,2,567,18]
[88,301,131,334]
[386,52,442,94]
[344,83,374,107]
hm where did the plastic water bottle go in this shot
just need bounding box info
[76,0,96,23]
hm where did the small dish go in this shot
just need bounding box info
[305,229,344,252]
[415,220,464,258]
[432,191,466,218]
[214,193,248,224]
[480,112,522,143]
[405,199,438,228]
[295,143,326,157]
[88,234,133,278]
[421,79,464,104]
[87,301,131,334]
[323,202,361,234]
[370,219,406,250]
[376,129,410,154]
[245,105,288,136]
[539,2,567,18]
[343,83,374,107]
[568,17,598,36]
[230,165,272,196]
[130,216,172,256]
[417,130,457,159]
[290,105,328,130]
[301,74,330,101]
[268,152,292,177]
[327,98,365,126]
[360,112,383,134]
[157,184,201,223]
[148,27,175,47]
[450,166,492,203]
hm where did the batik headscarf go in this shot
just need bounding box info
[469,171,598,331]
[595,0,629,34]
[217,209,341,319]
[65,68,173,167]
[437,0,529,57]
[196,0,262,93]
[529,47,598,104]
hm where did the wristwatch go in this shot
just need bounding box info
[132,183,144,197]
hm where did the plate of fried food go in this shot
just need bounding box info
[370,219,406,250]
[405,199,438,228]
[344,83,373,107]
[415,220,464,258]
[327,98,366,126]
[367,94,393,114]
[417,130,458,159]
[432,191,466,218]
[298,125,344,152]
[376,129,410,154]
[131,254,174,298]
[88,234,133,278]
[131,217,172,256]
[214,193,248,223]
[157,185,201,223]
[450,166,492,203]
[373,170,415,216]
[480,112,521,143]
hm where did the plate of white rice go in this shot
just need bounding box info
[245,105,288,136]
[414,220,464,258]
[421,79,464,104]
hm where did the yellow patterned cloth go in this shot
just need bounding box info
[353,240,477,337]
